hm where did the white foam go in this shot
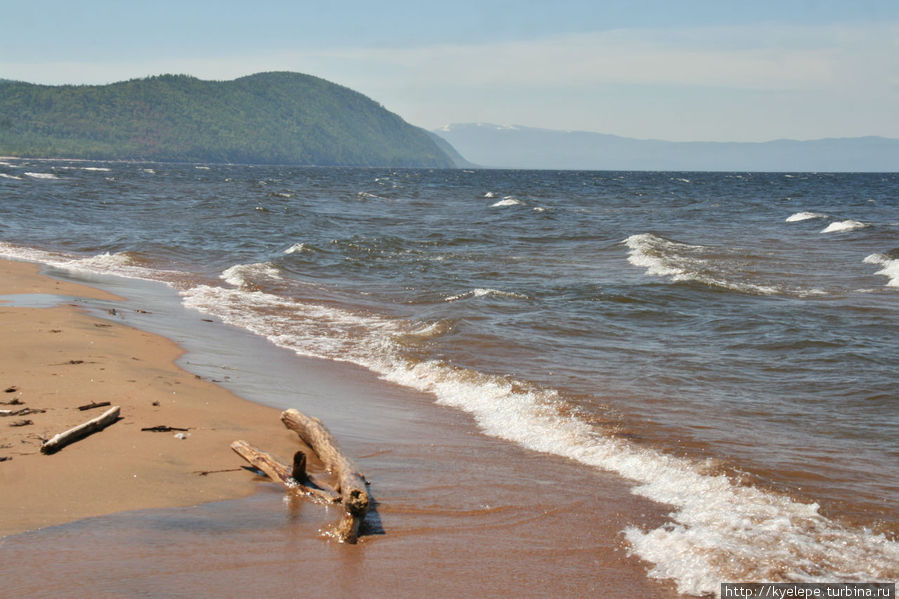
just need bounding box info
[24,172,59,180]
[821,220,867,233]
[81,167,111,172]
[221,262,282,288]
[0,173,23,180]
[624,233,784,296]
[142,168,156,174]
[864,254,899,287]
[0,243,177,284]
[358,191,386,200]
[444,288,529,302]
[484,191,497,198]
[491,197,523,207]
[177,279,899,597]
[786,212,827,222]
[284,243,311,255]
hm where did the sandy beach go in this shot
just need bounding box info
[0,258,679,598]
[0,259,302,537]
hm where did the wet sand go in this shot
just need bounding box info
[0,259,680,598]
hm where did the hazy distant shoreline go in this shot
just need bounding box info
[433,123,899,172]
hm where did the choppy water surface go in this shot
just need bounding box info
[1,160,897,595]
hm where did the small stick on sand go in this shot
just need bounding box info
[141,425,190,432]
[77,401,112,412]
[40,406,120,455]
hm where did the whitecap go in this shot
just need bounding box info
[484,191,497,198]
[24,172,59,180]
[785,211,827,222]
[284,243,310,255]
[623,233,782,295]
[821,220,867,233]
[358,191,386,200]
[81,167,111,172]
[864,254,899,287]
[0,173,23,180]
[220,262,282,288]
[491,197,523,207]
[444,288,529,302]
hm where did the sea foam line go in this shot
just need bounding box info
[179,279,899,598]
[0,242,181,285]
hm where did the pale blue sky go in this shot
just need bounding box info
[2,1,897,141]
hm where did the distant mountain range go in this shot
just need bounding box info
[0,72,456,168]
[432,123,899,172]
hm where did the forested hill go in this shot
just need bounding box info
[0,72,457,167]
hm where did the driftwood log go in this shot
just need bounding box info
[280,408,370,543]
[40,405,120,454]
[230,408,371,543]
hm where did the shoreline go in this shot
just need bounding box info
[0,259,303,537]
[0,257,680,597]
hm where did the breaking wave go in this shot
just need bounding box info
[864,253,899,288]
[0,243,176,283]
[821,220,867,233]
[221,262,282,288]
[623,233,784,296]
[491,197,523,207]
[785,212,827,222]
[444,288,530,302]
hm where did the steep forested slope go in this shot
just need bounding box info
[0,72,456,167]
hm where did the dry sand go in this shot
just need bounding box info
[0,259,300,537]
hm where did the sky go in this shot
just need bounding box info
[2,0,897,142]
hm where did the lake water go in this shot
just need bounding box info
[1,159,896,594]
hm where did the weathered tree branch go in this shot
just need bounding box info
[40,406,120,454]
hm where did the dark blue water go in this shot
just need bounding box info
[1,159,897,593]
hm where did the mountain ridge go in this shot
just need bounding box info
[0,72,457,168]
[433,123,899,172]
